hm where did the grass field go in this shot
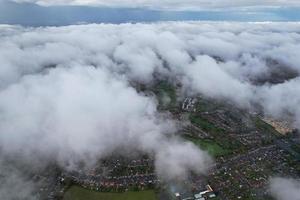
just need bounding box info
[63,186,157,200]
[153,81,177,110]
[183,135,230,157]
[188,114,244,155]
[254,117,281,137]
[189,114,225,134]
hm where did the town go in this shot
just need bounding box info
[29,82,300,200]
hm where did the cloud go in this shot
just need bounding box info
[8,0,300,10]
[0,65,212,173]
[155,141,212,180]
[0,21,300,197]
[1,22,300,127]
[270,177,300,200]
[0,158,39,200]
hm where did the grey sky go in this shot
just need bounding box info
[0,0,300,26]
[9,0,300,10]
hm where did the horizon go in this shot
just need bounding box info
[0,1,300,26]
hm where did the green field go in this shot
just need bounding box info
[64,186,157,200]
[189,114,225,134]
[253,117,281,137]
[153,81,177,110]
[188,114,244,155]
[195,99,223,113]
[183,135,230,157]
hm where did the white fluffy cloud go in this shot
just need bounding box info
[1,22,300,126]
[270,177,300,200]
[0,64,212,175]
[0,21,300,197]
[9,0,300,10]
[0,22,300,156]
[0,22,222,181]
[0,158,38,200]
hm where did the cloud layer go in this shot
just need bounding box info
[270,177,300,200]
[9,0,300,10]
[0,22,300,198]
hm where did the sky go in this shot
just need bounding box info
[8,0,300,9]
[0,0,300,26]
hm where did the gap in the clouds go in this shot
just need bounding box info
[0,1,300,26]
